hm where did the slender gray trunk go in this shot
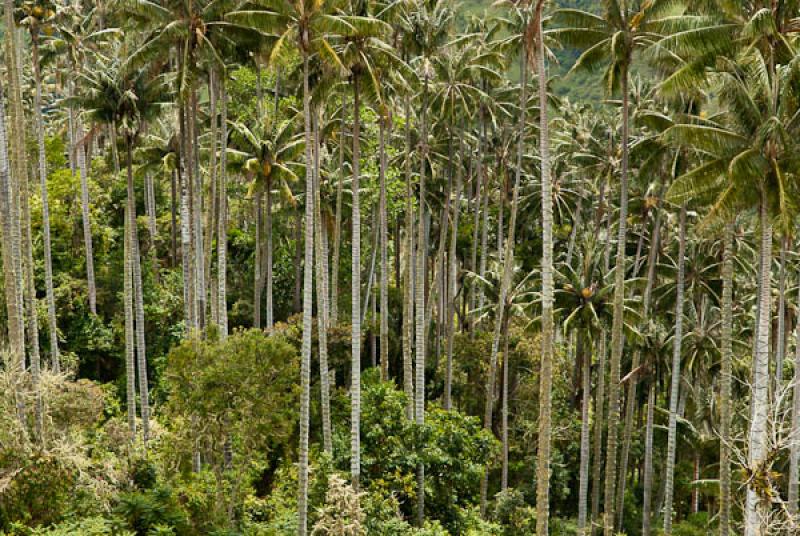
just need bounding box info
[719,223,734,534]
[351,76,363,491]
[217,74,229,338]
[663,205,687,535]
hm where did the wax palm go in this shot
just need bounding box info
[74,58,171,443]
[666,49,800,536]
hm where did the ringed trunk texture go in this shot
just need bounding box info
[719,223,734,534]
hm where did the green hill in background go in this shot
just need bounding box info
[457,0,604,102]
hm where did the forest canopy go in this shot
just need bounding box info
[0,0,797,536]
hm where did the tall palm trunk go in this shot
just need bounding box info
[254,191,262,329]
[313,135,332,454]
[206,74,219,324]
[265,70,279,331]
[602,64,630,536]
[744,194,772,536]
[330,93,346,327]
[790,278,800,514]
[350,76,363,491]
[402,94,415,421]
[124,204,137,438]
[617,206,662,527]
[179,104,197,331]
[73,87,97,315]
[534,6,554,533]
[379,116,389,381]
[297,50,315,536]
[642,381,656,536]
[127,138,150,443]
[663,204,687,535]
[444,131,464,410]
[501,321,511,490]
[775,235,788,391]
[578,333,591,535]
[415,72,430,527]
[482,48,529,516]
[469,104,485,329]
[32,36,59,371]
[719,223,734,534]
[0,68,24,374]
[217,73,229,338]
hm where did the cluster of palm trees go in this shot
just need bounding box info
[5,0,800,534]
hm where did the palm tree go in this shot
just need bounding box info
[663,205,688,535]
[21,0,60,371]
[228,2,380,532]
[0,0,26,378]
[399,0,453,522]
[666,49,800,536]
[551,3,670,530]
[77,58,171,443]
[336,2,396,488]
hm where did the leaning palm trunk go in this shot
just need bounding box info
[481,48,529,516]
[663,205,687,535]
[719,223,734,534]
[533,6,554,533]
[351,78,363,491]
[0,72,24,373]
[744,195,773,536]
[602,64,631,536]
[217,73,229,338]
[501,322,511,490]
[127,140,150,444]
[444,132,464,410]
[297,51,315,536]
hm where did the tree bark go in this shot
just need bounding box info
[217,73,229,338]
[534,7,554,533]
[663,204,687,535]
[351,75,363,491]
[602,64,630,536]
[744,195,772,536]
[719,223,734,534]
[297,49,315,536]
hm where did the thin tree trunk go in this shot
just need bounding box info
[663,205,687,535]
[217,73,229,338]
[444,130,464,410]
[351,76,363,492]
[171,169,177,268]
[402,94,414,421]
[501,320,510,491]
[266,180,274,330]
[127,139,150,444]
[617,206,662,527]
[313,110,332,455]
[254,192,262,329]
[482,49,528,516]
[123,203,137,439]
[578,333,592,535]
[379,117,389,382]
[744,195,772,536]
[776,235,788,391]
[297,50,315,536]
[415,72,430,527]
[642,381,656,536]
[330,93,346,327]
[602,64,630,536]
[719,223,734,534]
[534,7,554,532]
[73,88,97,314]
[206,72,219,325]
[0,64,24,375]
